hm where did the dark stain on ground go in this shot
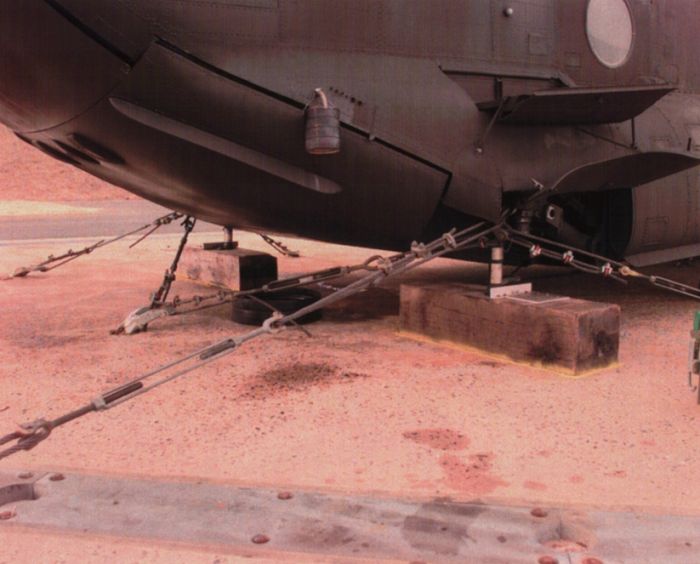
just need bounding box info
[330,500,371,519]
[440,453,509,494]
[291,519,355,548]
[536,512,597,554]
[401,500,484,556]
[423,500,486,520]
[10,333,84,349]
[527,324,562,364]
[323,287,398,322]
[403,429,471,451]
[242,362,369,399]
[478,360,504,368]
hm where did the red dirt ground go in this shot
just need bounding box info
[2,233,700,519]
[0,127,135,201]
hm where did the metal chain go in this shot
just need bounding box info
[0,221,494,461]
[111,216,196,335]
[8,217,700,460]
[149,216,196,308]
[258,233,300,257]
[129,221,506,332]
[504,226,700,301]
[119,250,421,332]
[2,212,183,280]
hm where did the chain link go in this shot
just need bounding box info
[505,227,700,298]
[127,251,415,331]
[0,221,494,461]
[258,233,300,257]
[2,212,183,280]
[7,217,700,461]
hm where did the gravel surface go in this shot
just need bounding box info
[1,232,699,520]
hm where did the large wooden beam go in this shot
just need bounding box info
[180,247,277,291]
[400,283,619,374]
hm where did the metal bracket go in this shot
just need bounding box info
[488,283,533,299]
[475,97,507,154]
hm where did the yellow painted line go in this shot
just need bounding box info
[397,330,620,379]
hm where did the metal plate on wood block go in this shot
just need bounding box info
[400,283,620,374]
[507,292,571,305]
[1,471,699,562]
[181,246,277,291]
[488,282,533,299]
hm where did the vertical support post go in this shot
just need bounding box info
[224,226,234,250]
[494,77,504,101]
[489,246,504,287]
[150,216,196,308]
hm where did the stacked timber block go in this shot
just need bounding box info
[180,246,277,291]
[400,283,620,374]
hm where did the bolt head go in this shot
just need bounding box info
[251,534,270,544]
[277,491,293,500]
[17,472,33,480]
[531,507,548,518]
[0,510,16,521]
[49,473,65,482]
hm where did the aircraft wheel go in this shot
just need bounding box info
[231,288,322,326]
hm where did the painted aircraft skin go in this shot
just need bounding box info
[2,0,700,266]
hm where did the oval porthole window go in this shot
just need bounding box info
[586,0,634,68]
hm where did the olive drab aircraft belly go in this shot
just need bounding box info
[2,0,700,264]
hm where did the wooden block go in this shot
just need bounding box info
[400,283,620,374]
[180,247,278,291]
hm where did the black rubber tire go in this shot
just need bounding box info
[231,288,323,326]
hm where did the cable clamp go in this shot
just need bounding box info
[411,242,430,258]
[92,396,107,411]
[442,232,458,249]
[529,245,542,258]
[263,312,285,334]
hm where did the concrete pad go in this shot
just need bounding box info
[400,284,620,374]
[1,471,698,563]
[181,246,278,291]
